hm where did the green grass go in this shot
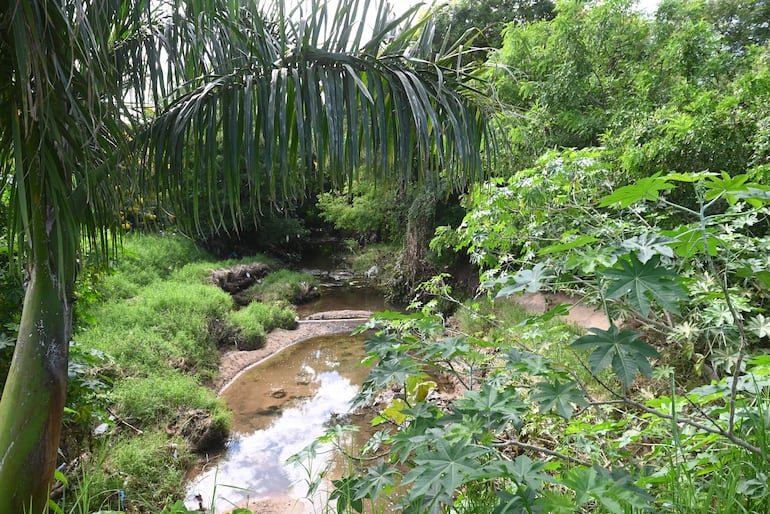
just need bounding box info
[110,371,228,427]
[93,432,195,511]
[77,280,232,378]
[227,301,297,350]
[241,268,318,303]
[65,232,318,512]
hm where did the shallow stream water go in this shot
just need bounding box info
[185,268,391,513]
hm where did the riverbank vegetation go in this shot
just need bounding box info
[53,233,316,511]
[293,0,770,512]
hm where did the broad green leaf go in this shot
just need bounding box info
[494,263,555,297]
[522,303,572,325]
[534,490,578,513]
[453,383,527,430]
[660,225,721,258]
[405,375,437,403]
[603,253,688,316]
[422,336,471,360]
[620,233,675,264]
[367,357,422,389]
[598,173,675,208]
[704,172,749,205]
[353,462,399,501]
[506,350,552,376]
[405,438,489,503]
[748,314,770,339]
[330,475,365,513]
[734,187,770,207]
[538,235,598,255]
[562,466,651,513]
[478,455,552,492]
[492,491,534,514]
[664,171,715,182]
[531,379,587,419]
[362,331,403,354]
[572,326,659,388]
[565,245,618,273]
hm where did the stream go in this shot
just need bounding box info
[184,264,392,513]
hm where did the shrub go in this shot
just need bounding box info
[316,182,397,239]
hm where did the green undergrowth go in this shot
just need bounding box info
[61,233,307,512]
[227,301,297,350]
[346,242,398,273]
[303,169,770,513]
[239,268,318,304]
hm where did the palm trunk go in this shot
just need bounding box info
[0,262,70,513]
[0,158,73,512]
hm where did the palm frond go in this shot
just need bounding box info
[142,0,495,235]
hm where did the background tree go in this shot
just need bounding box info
[431,0,555,63]
[0,0,494,511]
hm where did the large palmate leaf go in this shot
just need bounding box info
[620,233,675,264]
[453,382,528,430]
[704,172,750,205]
[660,225,721,258]
[603,253,688,316]
[404,438,490,505]
[478,455,552,492]
[531,379,587,419]
[353,461,400,502]
[572,326,659,388]
[562,466,652,513]
[491,263,555,297]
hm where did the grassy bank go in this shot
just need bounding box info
[58,233,316,512]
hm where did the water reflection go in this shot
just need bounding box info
[185,335,368,512]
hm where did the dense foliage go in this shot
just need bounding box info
[293,1,770,513]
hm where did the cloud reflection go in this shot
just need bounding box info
[186,370,358,512]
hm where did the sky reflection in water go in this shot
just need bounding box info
[185,364,360,512]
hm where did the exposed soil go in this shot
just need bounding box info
[510,292,609,330]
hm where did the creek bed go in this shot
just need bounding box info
[185,334,369,512]
[185,273,391,513]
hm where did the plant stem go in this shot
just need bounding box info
[493,437,592,467]
[696,195,750,436]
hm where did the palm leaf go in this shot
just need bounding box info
[140,0,495,234]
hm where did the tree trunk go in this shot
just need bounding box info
[388,184,437,302]
[403,186,437,288]
[0,261,71,513]
[0,159,73,513]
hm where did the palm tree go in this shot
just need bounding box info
[0,0,493,511]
